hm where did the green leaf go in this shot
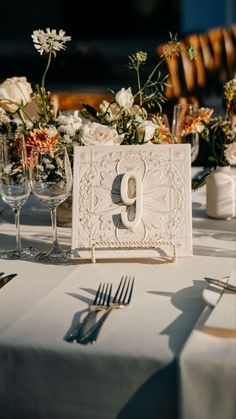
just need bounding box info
[82,103,99,120]
[192,169,213,190]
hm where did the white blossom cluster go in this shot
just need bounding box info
[32,28,71,56]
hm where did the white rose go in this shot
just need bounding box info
[79,122,124,146]
[115,87,134,109]
[127,105,147,124]
[224,142,236,165]
[0,77,32,113]
[56,111,83,136]
[99,100,120,122]
[137,120,157,143]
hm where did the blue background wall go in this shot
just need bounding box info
[181,0,236,33]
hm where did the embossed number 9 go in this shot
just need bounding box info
[120,171,143,229]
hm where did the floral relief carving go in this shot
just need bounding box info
[72,144,192,256]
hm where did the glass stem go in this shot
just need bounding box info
[50,207,61,253]
[13,208,21,250]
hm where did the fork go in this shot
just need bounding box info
[204,277,236,292]
[78,275,135,344]
[66,282,113,342]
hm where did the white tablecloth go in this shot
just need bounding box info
[180,306,236,419]
[0,182,235,419]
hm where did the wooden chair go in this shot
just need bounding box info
[207,28,223,72]
[198,32,215,72]
[206,27,236,83]
[222,27,236,78]
[179,41,196,93]
[185,34,206,89]
[230,23,236,43]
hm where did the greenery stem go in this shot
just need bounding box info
[42,50,52,91]
[41,49,52,123]
[133,59,163,101]
[147,59,162,83]
[17,108,27,128]
[136,64,142,106]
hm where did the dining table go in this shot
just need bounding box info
[0,170,235,419]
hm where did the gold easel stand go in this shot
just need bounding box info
[89,240,176,264]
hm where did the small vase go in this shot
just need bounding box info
[206,166,236,219]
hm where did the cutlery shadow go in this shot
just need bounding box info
[147,279,206,355]
[65,288,97,306]
[63,287,99,342]
[0,273,17,289]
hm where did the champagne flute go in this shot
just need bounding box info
[0,132,36,259]
[172,104,200,163]
[30,145,72,262]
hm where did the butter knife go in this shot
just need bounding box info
[204,277,236,292]
[0,274,17,289]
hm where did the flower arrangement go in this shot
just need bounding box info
[0,29,71,144]
[192,77,236,190]
[201,78,236,166]
[0,30,197,160]
[79,35,197,146]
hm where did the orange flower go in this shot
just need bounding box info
[25,127,59,156]
[182,107,213,134]
[151,116,174,144]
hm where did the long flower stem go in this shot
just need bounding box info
[17,108,27,128]
[41,50,52,123]
[42,50,52,91]
[134,59,163,100]
[136,64,142,106]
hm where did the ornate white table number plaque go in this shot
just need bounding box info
[72,144,192,262]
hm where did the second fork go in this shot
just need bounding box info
[79,275,135,344]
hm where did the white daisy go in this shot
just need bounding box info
[31,28,71,56]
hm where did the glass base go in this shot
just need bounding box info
[0,247,39,260]
[36,249,72,264]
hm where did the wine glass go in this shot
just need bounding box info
[172,103,200,163]
[0,132,36,259]
[30,145,72,262]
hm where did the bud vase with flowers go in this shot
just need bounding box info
[193,78,236,219]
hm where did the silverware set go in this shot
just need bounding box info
[67,275,135,344]
[204,277,236,293]
[0,272,17,289]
